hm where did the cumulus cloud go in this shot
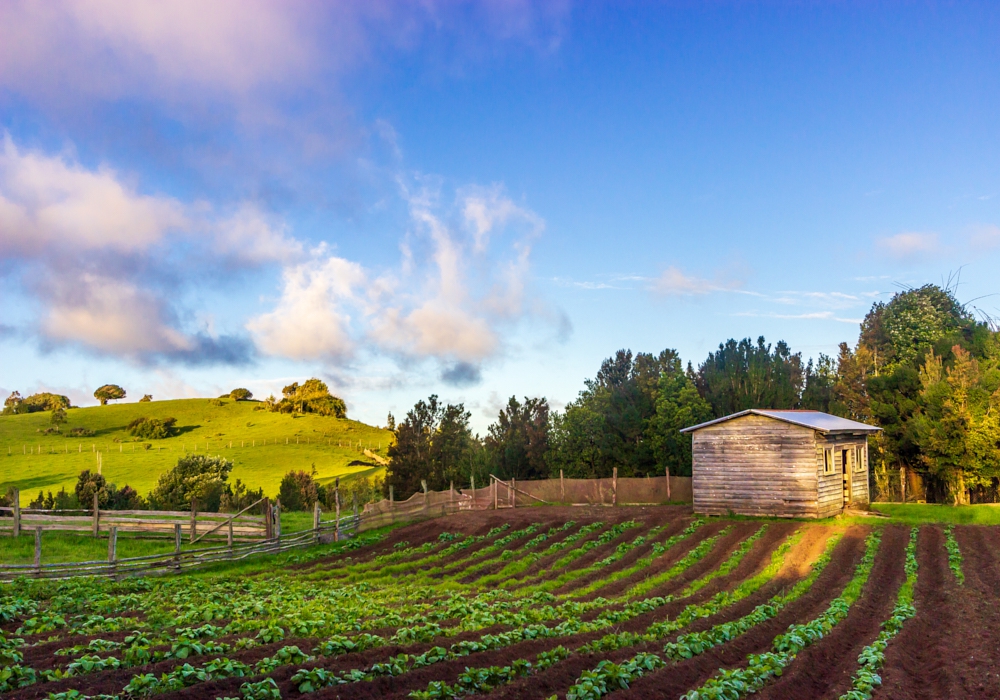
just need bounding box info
[651,266,745,296]
[248,182,547,379]
[246,255,365,361]
[876,232,940,260]
[0,135,187,255]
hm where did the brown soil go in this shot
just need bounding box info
[878,525,1000,699]
[753,524,909,700]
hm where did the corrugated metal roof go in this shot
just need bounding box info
[680,409,881,434]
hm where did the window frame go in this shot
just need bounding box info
[854,445,866,472]
[822,447,835,475]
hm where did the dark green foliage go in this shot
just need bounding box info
[127,416,177,439]
[148,454,233,511]
[50,407,67,428]
[695,337,803,416]
[648,365,712,477]
[220,479,266,513]
[278,469,319,511]
[72,470,145,510]
[68,426,95,437]
[229,388,253,401]
[386,395,474,498]
[271,378,346,418]
[94,384,126,406]
[139,394,153,402]
[484,396,550,480]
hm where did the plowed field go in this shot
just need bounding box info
[0,507,977,700]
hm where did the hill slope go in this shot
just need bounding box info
[0,398,392,505]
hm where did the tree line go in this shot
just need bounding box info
[385,283,1000,505]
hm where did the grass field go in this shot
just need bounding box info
[0,399,392,505]
[3,506,988,699]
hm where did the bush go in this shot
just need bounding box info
[68,427,95,437]
[139,394,153,402]
[220,480,266,513]
[271,379,346,418]
[2,391,70,415]
[278,470,319,511]
[229,388,253,401]
[148,454,233,511]
[73,471,144,510]
[127,417,177,439]
[28,487,79,510]
[208,398,225,407]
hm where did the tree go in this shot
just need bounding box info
[695,337,803,416]
[647,368,713,477]
[3,391,70,415]
[278,469,320,511]
[94,384,126,406]
[75,470,109,510]
[229,388,253,401]
[385,395,475,498]
[2,391,23,415]
[50,407,67,429]
[271,379,346,417]
[148,454,233,511]
[139,394,153,402]
[800,354,837,413]
[548,349,688,478]
[484,397,550,480]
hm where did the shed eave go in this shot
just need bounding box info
[680,408,881,434]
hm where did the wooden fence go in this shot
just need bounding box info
[0,490,267,542]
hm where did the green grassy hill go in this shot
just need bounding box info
[0,399,392,506]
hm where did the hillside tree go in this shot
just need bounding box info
[94,384,126,405]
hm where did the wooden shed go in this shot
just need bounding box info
[680,409,881,518]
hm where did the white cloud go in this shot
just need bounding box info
[246,255,365,361]
[651,266,744,296]
[0,135,187,255]
[876,232,940,260]
[41,273,194,356]
[211,204,304,264]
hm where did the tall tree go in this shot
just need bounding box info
[647,365,712,477]
[695,337,803,416]
[94,384,126,406]
[385,395,475,498]
[484,396,550,480]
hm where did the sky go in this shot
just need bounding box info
[2,1,1000,432]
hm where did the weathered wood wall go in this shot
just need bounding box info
[692,415,820,518]
[815,436,870,517]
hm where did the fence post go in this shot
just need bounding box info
[12,489,19,537]
[900,467,906,504]
[34,527,42,574]
[612,468,618,506]
[92,493,100,537]
[422,480,428,514]
[227,518,234,551]
[313,500,321,543]
[174,524,182,571]
[189,499,198,544]
[264,498,272,539]
[450,481,455,512]
[274,498,282,543]
[665,466,671,501]
[560,470,565,503]
[493,477,497,510]
[512,477,517,508]
[335,478,341,542]
[108,526,118,577]
[389,485,395,523]
[470,476,476,508]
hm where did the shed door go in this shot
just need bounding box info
[842,449,852,506]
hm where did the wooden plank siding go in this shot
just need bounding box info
[691,415,820,518]
[691,414,871,519]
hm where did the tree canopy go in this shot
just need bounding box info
[270,379,346,418]
[94,384,126,405]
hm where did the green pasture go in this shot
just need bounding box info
[869,502,1000,525]
[0,399,391,505]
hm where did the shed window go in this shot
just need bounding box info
[823,447,835,474]
[854,445,865,472]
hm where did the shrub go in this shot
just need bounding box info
[208,398,225,406]
[229,388,253,401]
[139,394,153,402]
[278,470,320,511]
[220,479,266,513]
[271,379,346,418]
[127,416,177,439]
[148,454,233,511]
[68,427,95,437]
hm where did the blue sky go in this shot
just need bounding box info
[2,1,999,431]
